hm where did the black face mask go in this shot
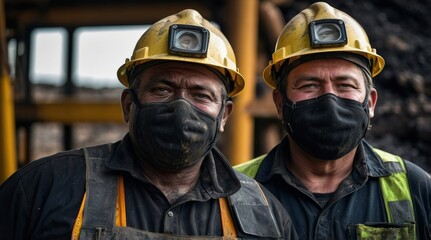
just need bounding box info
[129,93,222,170]
[282,93,370,160]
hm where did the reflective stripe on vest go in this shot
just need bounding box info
[373,148,416,239]
[373,148,415,224]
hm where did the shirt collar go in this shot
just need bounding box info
[361,140,392,177]
[255,137,392,184]
[105,134,241,199]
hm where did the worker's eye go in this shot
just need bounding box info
[296,82,320,92]
[192,91,213,102]
[299,83,319,89]
[152,87,171,94]
[338,83,355,89]
[336,79,359,91]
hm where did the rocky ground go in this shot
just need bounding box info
[276,0,431,171]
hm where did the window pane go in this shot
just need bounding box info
[8,39,16,78]
[29,28,67,85]
[73,26,149,88]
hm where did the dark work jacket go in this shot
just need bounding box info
[0,134,297,240]
[253,137,431,240]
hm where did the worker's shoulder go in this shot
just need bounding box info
[374,148,429,177]
[404,159,431,187]
[0,148,86,199]
[373,147,431,186]
[231,169,292,238]
[18,148,85,175]
[375,148,431,198]
[3,148,87,191]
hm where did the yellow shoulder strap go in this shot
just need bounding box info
[219,197,237,239]
[116,175,127,227]
[71,193,86,240]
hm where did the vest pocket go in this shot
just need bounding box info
[349,223,415,240]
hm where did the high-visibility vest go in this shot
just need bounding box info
[235,148,416,239]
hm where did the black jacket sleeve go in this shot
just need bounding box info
[405,160,431,239]
[0,150,86,240]
[0,169,30,239]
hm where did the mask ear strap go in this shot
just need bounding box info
[361,68,373,109]
[127,89,144,108]
[214,98,226,134]
[361,72,373,132]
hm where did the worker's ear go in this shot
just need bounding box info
[218,100,234,132]
[121,89,133,123]
[368,87,378,118]
[273,89,283,120]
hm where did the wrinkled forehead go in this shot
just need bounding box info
[289,58,363,74]
[285,52,371,76]
[278,52,372,88]
[132,61,227,93]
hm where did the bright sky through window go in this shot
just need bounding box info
[28,26,149,88]
[30,28,66,86]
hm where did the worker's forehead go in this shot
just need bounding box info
[135,61,225,89]
[133,61,226,90]
[293,58,361,70]
[142,62,217,75]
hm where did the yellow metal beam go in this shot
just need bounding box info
[0,0,17,183]
[15,101,124,124]
[0,77,16,182]
[224,0,259,165]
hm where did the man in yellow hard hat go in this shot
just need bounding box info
[236,2,431,239]
[0,9,297,239]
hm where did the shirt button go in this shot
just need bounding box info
[167,211,174,217]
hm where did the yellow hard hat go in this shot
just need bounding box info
[263,2,385,88]
[117,9,245,97]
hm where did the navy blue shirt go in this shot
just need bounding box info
[253,137,431,239]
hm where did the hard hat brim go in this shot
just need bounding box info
[117,57,245,97]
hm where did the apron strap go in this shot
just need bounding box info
[74,144,118,240]
[219,197,238,238]
[116,175,127,227]
[73,143,241,239]
[81,145,117,231]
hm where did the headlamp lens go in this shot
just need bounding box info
[175,31,201,51]
[168,24,209,58]
[309,19,347,48]
[314,24,341,41]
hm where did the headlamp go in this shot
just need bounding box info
[309,19,347,48]
[168,24,209,58]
